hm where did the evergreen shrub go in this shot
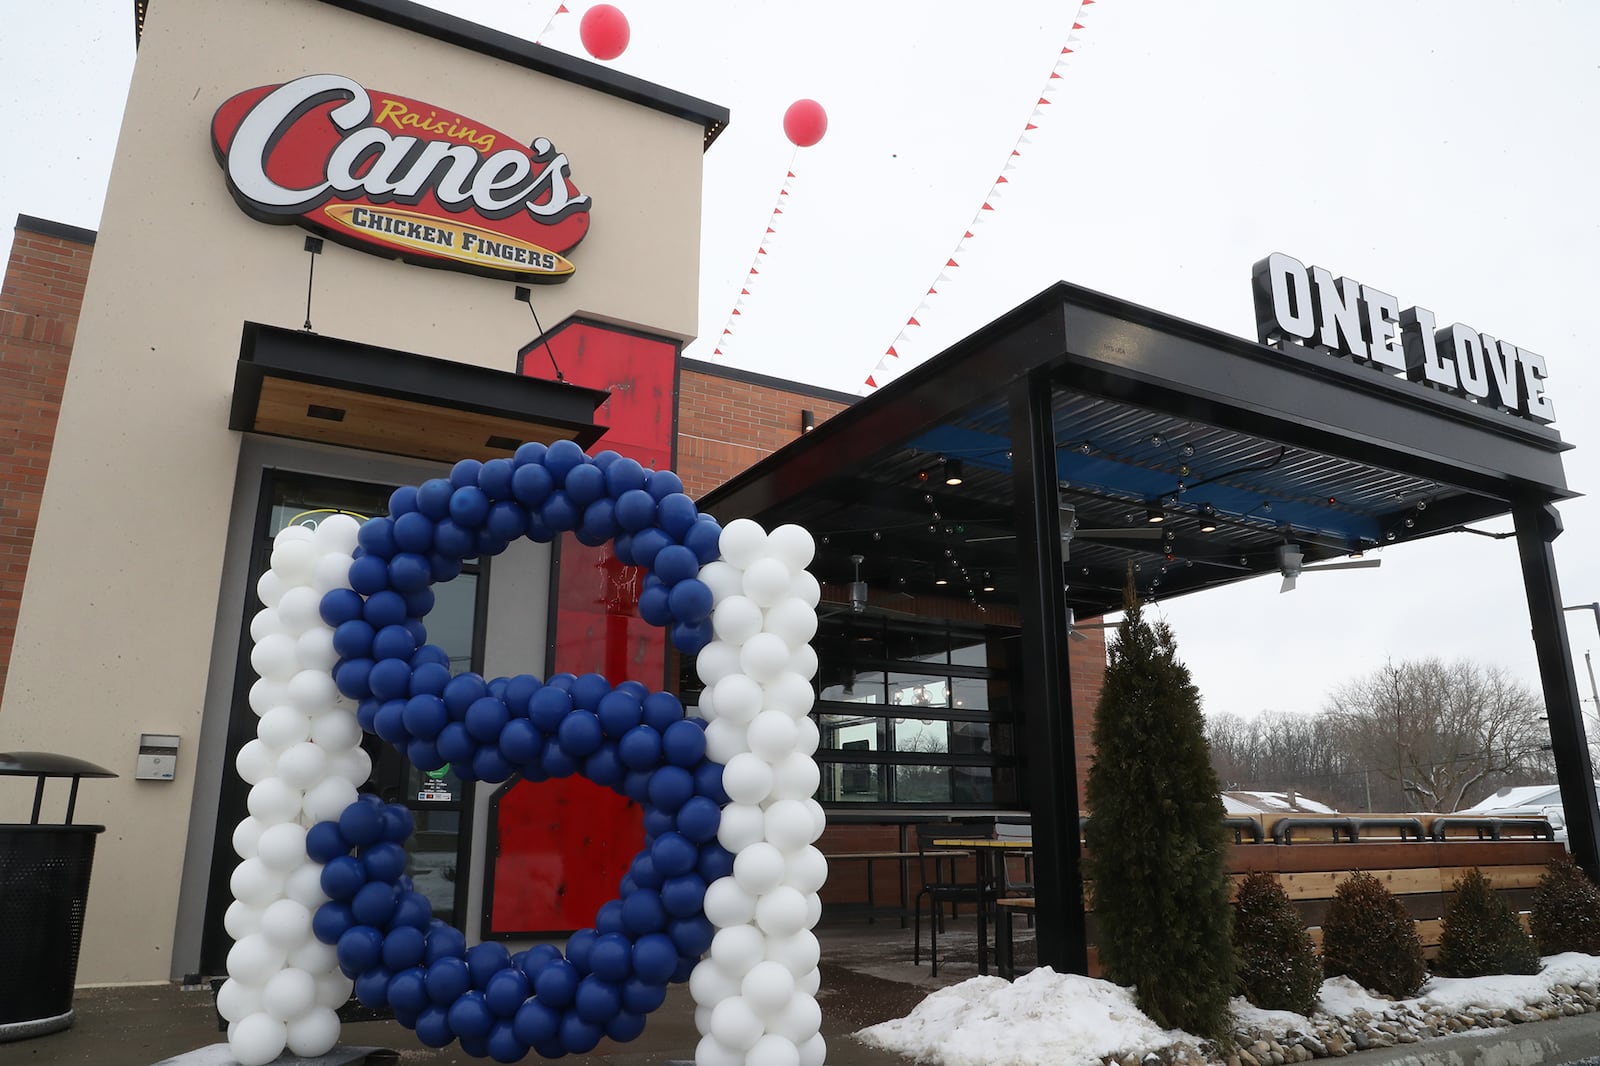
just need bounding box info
[1435,867,1539,977]
[1530,853,1600,956]
[1320,871,1426,998]
[1232,871,1322,1015]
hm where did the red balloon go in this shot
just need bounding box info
[783,99,828,148]
[579,4,630,61]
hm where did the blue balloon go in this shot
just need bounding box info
[512,998,561,1046]
[641,692,684,733]
[486,1022,527,1064]
[629,853,663,891]
[675,796,721,844]
[517,943,561,979]
[670,619,713,656]
[524,510,554,544]
[588,933,633,983]
[645,469,684,501]
[612,532,636,566]
[371,623,415,662]
[387,965,430,1015]
[429,552,464,582]
[651,544,698,586]
[361,840,408,883]
[312,901,355,945]
[412,643,450,668]
[559,1012,604,1054]
[484,502,525,543]
[402,586,436,617]
[305,820,348,863]
[620,888,666,935]
[354,966,393,1009]
[467,940,512,989]
[401,694,448,741]
[388,552,432,593]
[465,696,510,743]
[576,498,618,546]
[471,747,514,783]
[684,517,723,564]
[433,518,475,560]
[351,882,397,927]
[532,958,579,1009]
[636,585,673,628]
[668,915,715,958]
[606,1010,646,1043]
[498,718,543,764]
[622,769,654,804]
[630,527,672,569]
[321,854,367,901]
[381,804,416,843]
[415,1005,454,1048]
[570,673,611,712]
[450,459,483,489]
[381,925,427,972]
[650,833,698,878]
[443,673,489,717]
[565,928,597,975]
[503,674,542,715]
[389,484,421,517]
[416,478,454,520]
[425,924,468,964]
[656,493,698,538]
[630,934,678,986]
[478,457,516,500]
[614,489,656,533]
[574,975,622,1024]
[596,690,643,738]
[372,698,410,743]
[357,517,398,559]
[320,588,364,627]
[348,555,390,596]
[642,807,675,839]
[661,873,707,919]
[667,578,714,625]
[544,439,587,485]
[336,925,384,978]
[616,725,663,771]
[541,739,578,779]
[564,463,606,506]
[426,955,473,1004]
[354,698,381,733]
[435,721,475,765]
[528,686,573,733]
[363,589,408,628]
[604,456,647,497]
[392,511,435,554]
[595,899,626,936]
[584,745,624,789]
[447,991,494,1039]
[511,462,554,509]
[392,891,433,931]
[693,761,729,806]
[458,1033,489,1058]
[484,967,530,1019]
[557,711,604,757]
[540,490,579,532]
[406,737,444,772]
[591,450,623,471]
[662,720,708,768]
[449,486,491,529]
[512,441,548,467]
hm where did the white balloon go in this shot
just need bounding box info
[764,799,814,852]
[802,798,827,843]
[766,524,816,571]
[771,752,821,801]
[793,716,820,757]
[256,822,308,872]
[746,1033,801,1066]
[787,643,818,682]
[296,627,341,672]
[797,967,821,997]
[275,524,317,545]
[786,569,822,609]
[715,802,767,853]
[262,966,317,1021]
[286,1005,342,1057]
[276,742,329,790]
[704,718,751,765]
[696,641,744,688]
[325,746,372,788]
[287,938,338,974]
[740,960,796,1016]
[695,1034,746,1066]
[698,560,745,603]
[732,841,787,895]
[719,519,769,570]
[767,930,822,977]
[694,1004,715,1037]
[722,753,774,806]
[260,898,313,951]
[232,816,267,859]
[741,557,793,608]
[250,608,289,643]
[285,861,332,909]
[216,978,264,1024]
[688,957,741,1008]
[251,634,301,682]
[302,777,358,823]
[755,886,808,938]
[224,900,265,941]
[798,1031,828,1066]
[310,710,361,750]
[271,539,318,584]
[746,711,799,762]
[230,1011,288,1066]
[276,586,324,633]
[286,669,339,714]
[783,847,829,895]
[313,971,354,1009]
[763,597,818,649]
[310,552,355,595]
[709,996,764,1052]
[249,678,290,716]
[738,633,791,684]
[227,933,287,986]
[711,596,764,645]
[256,570,286,609]
[314,513,362,555]
[709,924,767,977]
[691,686,720,722]
[712,674,763,724]
[804,891,823,930]
[703,877,758,927]
[248,777,304,824]
[762,673,815,719]
[231,858,286,907]
[258,706,312,750]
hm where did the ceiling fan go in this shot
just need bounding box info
[1276,543,1380,594]
[968,501,1164,557]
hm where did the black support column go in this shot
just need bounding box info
[1514,499,1600,879]
[1007,368,1088,975]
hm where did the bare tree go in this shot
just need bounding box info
[1325,658,1552,812]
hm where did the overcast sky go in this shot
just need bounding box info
[5,1,1600,738]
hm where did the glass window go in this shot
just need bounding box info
[888,673,950,710]
[886,626,947,665]
[819,713,879,751]
[822,758,881,803]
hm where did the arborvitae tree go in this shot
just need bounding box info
[1232,871,1322,1015]
[1320,871,1427,998]
[1083,593,1236,1040]
[1435,867,1539,977]
[1530,854,1600,956]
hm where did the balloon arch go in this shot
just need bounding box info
[224,440,826,1066]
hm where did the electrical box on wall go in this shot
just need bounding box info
[136,733,180,781]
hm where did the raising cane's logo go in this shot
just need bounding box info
[211,74,589,282]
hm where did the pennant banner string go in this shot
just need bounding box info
[708,145,800,360]
[861,0,1096,391]
[533,2,569,44]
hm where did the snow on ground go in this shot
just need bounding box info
[856,955,1600,1066]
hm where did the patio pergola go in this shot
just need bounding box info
[698,279,1590,975]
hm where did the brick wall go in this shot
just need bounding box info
[0,218,94,706]
[675,365,852,497]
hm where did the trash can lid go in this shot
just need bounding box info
[0,752,117,779]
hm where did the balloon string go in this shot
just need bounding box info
[704,145,802,363]
[859,0,1096,392]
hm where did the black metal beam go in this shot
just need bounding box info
[1008,369,1088,974]
[1513,499,1600,879]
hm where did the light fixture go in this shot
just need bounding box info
[1199,518,1217,533]
[935,576,949,586]
[1146,507,1165,525]
[800,409,816,434]
[982,572,996,592]
[943,458,965,486]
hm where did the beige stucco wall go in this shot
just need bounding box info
[0,0,708,983]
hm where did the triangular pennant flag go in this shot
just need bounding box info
[887,347,899,358]
[787,172,796,179]
[866,375,877,388]
[927,286,938,295]
[964,231,974,239]
[749,267,759,275]
[1012,148,1022,156]
[1026,123,1039,130]
[1037,97,1051,106]
[772,207,783,214]
[916,302,932,315]
[908,317,921,327]
[945,258,959,268]
[732,308,741,315]
[1062,46,1074,54]
[766,227,776,234]
[996,175,1009,184]
[757,247,767,255]
[740,288,750,295]
[722,327,732,335]
[981,202,995,211]
[937,272,952,285]
[556,3,568,11]
[780,189,789,196]
[1073,21,1085,28]
[713,348,722,356]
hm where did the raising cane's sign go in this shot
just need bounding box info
[211,74,589,282]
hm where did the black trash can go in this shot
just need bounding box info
[0,752,116,1042]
